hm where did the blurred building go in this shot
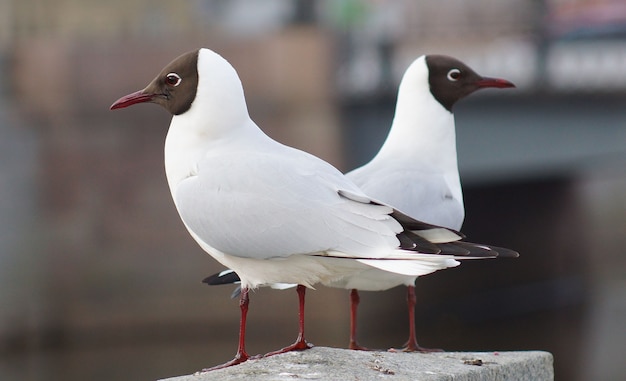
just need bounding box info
[1,1,625,381]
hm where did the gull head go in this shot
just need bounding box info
[110,49,200,115]
[402,55,515,112]
[110,48,248,123]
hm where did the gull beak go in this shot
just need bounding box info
[476,76,515,89]
[110,89,156,110]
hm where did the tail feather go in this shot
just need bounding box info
[357,257,460,277]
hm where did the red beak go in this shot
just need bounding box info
[110,90,155,110]
[477,77,515,89]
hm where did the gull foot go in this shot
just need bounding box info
[200,352,261,372]
[264,339,313,357]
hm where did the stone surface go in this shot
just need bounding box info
[159,347,554,381]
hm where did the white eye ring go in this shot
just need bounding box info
[165,72,182,87]
[447,69,461,81]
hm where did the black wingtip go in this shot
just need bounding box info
[453,242,520,258]
[202,270,241,285]
[489,246,520,258]
[390,208,466,239]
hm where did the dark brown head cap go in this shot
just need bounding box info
[425,55,515,112]
[110,49,200,115]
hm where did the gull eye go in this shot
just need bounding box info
[447,69,461,81]
[165,73,182,87]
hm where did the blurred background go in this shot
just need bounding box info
[1,0,625,380]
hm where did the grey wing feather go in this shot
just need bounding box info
[347,166,464,231]
[174,150,402,260]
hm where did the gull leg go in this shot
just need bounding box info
[348,289,369,350]
[265,285,313,356]
[395,285,443,353]
[202,287,254,371]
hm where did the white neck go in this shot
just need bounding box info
[373,74,458,173]
[163,48,262,195]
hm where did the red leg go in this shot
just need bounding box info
[202,287,254,371]
[264,285,313,357]
[348,289,369,350]
[397,285,442,353]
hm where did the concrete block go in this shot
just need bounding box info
[159,347,554,381]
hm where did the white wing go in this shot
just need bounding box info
[347,163,464,231]
[174,145,404,261]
